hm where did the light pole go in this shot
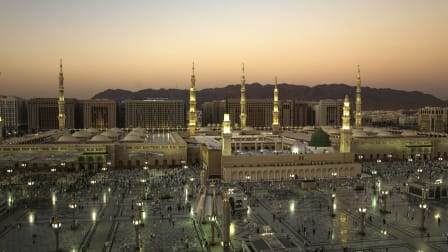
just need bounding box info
[245,175,251,193]
[6,168,13,190]
[90,178,97,200]
[136,198,143,213]
[289,174,295,190]
[358,207,367,235]
[132,214,142,250]
[330,193,336,217]
[417,168,423,180]
[371,170,377,190]
[380,190,389,214]
[68,196,77,229]
[331,172,337,191]
[51,216,62,252]
[419,202,427,231]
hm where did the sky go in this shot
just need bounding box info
[0,0,447,99]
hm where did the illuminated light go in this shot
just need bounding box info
[185,188,188,203]
[29,212,35,224]
[434,213,440,219]
[142,211,147,221]
[92,211,97,221]
[230,222,236,237]
[108,187,111,193]
[247,206,251,215]
[190,207,194,216]
[52,192,57,206]
[371,196,377,208]
[289,201,295,212]
[103,192,107,204]
[7,194,13,207]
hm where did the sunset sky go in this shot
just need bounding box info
[0,0,447,99]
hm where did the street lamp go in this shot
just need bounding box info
[90,179,97,200]
[417,168,423,180]
[419,202,427,230]
[51,216,62,252]
[6,168,13,190]
[331,172,337,191]
[330,193,336,217]
[358,207,367,235]
[371,170,377,190]
[68,196,77,229]
[132,214,142,250]
[380,190,389,214]
[136,198,143,213]
[245,175,251,193]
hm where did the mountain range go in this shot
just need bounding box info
[92,83,447,110]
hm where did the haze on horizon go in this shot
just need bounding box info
[0,0,447,100]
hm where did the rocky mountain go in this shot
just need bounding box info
[92,83,447,110]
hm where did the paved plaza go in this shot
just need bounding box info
[0,161,448,251]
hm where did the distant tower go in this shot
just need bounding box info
[58,59,66,130]
[340,94,352,153]
[240,63,247,129]
[0,105,3,143]
[188,62,197,136]
[222,99,232,156]
[272,76,280,133]
[355,65,362,128]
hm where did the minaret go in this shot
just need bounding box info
[222,99,232,156]
[272,76,280,134]
[239,63,247,129]
[58,59,66,130]
[188,62,197,136]
[0,103,3,143]
[355,65,362,128]
[340,94,352,153]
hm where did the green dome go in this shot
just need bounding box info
[309,128,331,147]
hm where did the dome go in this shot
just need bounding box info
[89,135,113,143]
[121,134,144,142]
[72,130,91,138]
[303,126,314,131]
[353,131,368,137]
[198,127,212,132]
[101,130,120,138]
[309,128,331,147]
[401,130,418,137]
[325,128,339,135]
[56,134,80,143]
[376,131,393,137]
[241,126,258,135]
[86,128,99,134]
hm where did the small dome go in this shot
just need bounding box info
[86,128,99,134]
[241,126,258,135]
[101,130,119,138]
[122,134,144,142]
[56,134,80,143]
[198,127,212,132]
[89,135,113,143]
[303,126,314,131]
[325,128,339,135]
[72,130,91,138]
[376,131,393,137]
[401,130,418,137]
[353,131,368,137]
[309,128,331,147]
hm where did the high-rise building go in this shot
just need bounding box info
[417,107,448,132]
[316,99,343,127]
[0,96,27,137]
[123,99,185,129]
[27,98,76,132]
[81,99,117,128]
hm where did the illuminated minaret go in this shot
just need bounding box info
[188,62,197,136]
[58,59,66,130]
[0,103,3,144]
[239,63,247,129]
[222,99,232,156]
[355,65,362,128]
[272,76,280,133]
[340,94,352,153]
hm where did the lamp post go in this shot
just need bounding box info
[90,179,97,200]
[331,172,337,191]
[419,202,427,230]
[358,207,367,235]
[6,168,13,190]
[289,174,295,190]
[245,175,251,194]
[51,216,62,252]
[330,193,336,217]
[417,168,423,180]
[68,196,77,229]
[371,170,377,190]
[132,214,142,250]
[380,190,389,214]
[136,198,143,213]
